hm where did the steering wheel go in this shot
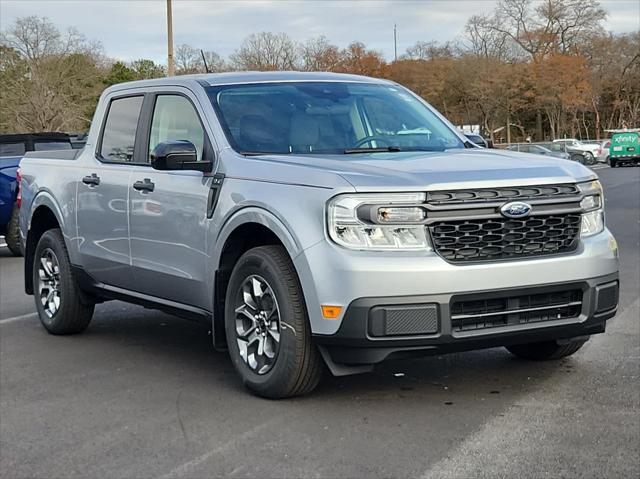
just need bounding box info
[353,136,395,148]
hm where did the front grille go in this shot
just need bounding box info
[451,288,583,332]
[427,184,579,205]
[429,214,582,262]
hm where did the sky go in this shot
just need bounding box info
[1,0,639,63]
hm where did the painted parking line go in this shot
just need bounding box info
[0,312,37,324]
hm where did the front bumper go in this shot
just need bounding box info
[295,228,619,336]
[313,272,618,366]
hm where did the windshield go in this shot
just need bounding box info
[207,82,465,155]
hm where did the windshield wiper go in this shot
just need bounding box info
[344,146,403,154]
[344,146,450,154]
[239,151,290,156]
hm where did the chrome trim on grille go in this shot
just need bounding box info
[425,183,583,263]
[451,300,583,320]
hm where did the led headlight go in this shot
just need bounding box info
[578,180,604,237]
[327,193,430,250]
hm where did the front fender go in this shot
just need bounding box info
[212,206,303,269]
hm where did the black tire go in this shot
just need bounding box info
[610,159,617,168]
[224,245,323,398]
[33,229,94,335]
[583,152,596,165]
[5,204,22,256]
[570,153,584,164]
[506,339,586,361]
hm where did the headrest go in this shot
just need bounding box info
[289,111,320,148]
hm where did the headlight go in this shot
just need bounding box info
[578,180,604,237]
[327,193,430,250]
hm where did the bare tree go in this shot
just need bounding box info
[537,0,607,54]
[464,15,513,60]
[402,41,454,61]
[201,50,226,72]
[0,16,104,132]
[466,0,607,61]
[175,44,201,74]
[0,15,100,61]
[301,36,341,71]
[230,32,299,71]
[174,44,226,74]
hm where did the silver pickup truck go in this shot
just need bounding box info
[19,72,619,398]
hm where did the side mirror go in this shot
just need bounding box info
[150,140,212,172]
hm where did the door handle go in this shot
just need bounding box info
[133,178,155,193]
[82,173,100,186]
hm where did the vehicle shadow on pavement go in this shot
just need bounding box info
[81,301,565,404]
[1,301,586,479]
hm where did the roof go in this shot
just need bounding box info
[105,71,392,94]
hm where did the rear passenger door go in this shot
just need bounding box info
[128,91,213,309]
[77,94,143,289]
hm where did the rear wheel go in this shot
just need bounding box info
[33,229,94,334]
[224,245,323,398]
[5,204,22,256]
[506,339,586,361]
[609,158,618,168]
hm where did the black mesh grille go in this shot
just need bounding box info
[427,184,579,205]
[429,214,581,262]
[451,289,583,332]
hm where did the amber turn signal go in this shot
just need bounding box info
[321,305,343,319]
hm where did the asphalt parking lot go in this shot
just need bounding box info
[1,165,638,478]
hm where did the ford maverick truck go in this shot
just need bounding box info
[19,72,619,398]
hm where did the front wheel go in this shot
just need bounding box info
[583,152,596,165]
[33,229,94,334]
[609,158,618,168]
[224,245,323,398]
[570,153,584,164]
[506,339,586,361]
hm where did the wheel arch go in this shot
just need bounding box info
[24,198,65,295]
[211,207,304,349]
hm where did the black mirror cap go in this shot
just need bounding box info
[150,140,213,172]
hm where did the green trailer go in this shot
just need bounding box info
[607,129,640,167]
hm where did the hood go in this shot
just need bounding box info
[244,149,596,192]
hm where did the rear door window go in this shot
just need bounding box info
[99,96,144,162]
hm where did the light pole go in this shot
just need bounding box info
[393,23,397,62]
[166,0,174,76]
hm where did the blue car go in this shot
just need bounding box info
[0,133,73,255]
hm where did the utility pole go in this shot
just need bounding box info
[393,23,398,62]
[166,0,174,76]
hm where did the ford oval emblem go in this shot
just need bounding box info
[500,201,532,219]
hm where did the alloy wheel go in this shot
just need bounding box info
[234,275,281,375]
[38,248,61,318]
